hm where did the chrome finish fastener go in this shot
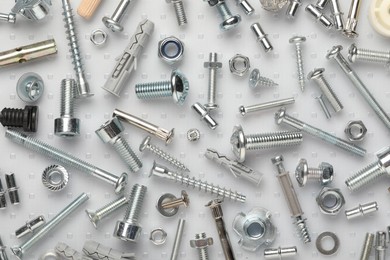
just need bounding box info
[170,219,186,260]
[15,216,46,239]
[103,0,133,32]
[275,107,366,156]
[161,190,190,209]
[345,201,378,219]
[250,23,273,52]
[315,94,332,119]
[6,173,19,205]
[295,158,334,186]
[348,44,390,68]
[12,0,51,20]
[230,124,303,162]
[289,36,306,92]
[85,196,128,228]
[360,233,375,260]
[249,68,278,88]
[343,0,361,38]
[272,155,311,243]
[305,4,333,29]
[286,0,301,18]
[166,0,188,26]
[206,0,241,31]
[192,102,218,130]
[5,129,128,194]
[0,179,6,209]
[264,246,298,259]
[375,231,387,260]
[330,0,344,30]
[0,13,16,24]
[239,97,295,116]
[16,72,44,103]
[204,53,222,111]
[0,236,8,260]
[190,233,213,260]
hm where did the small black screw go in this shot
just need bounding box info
[0,106,38,132]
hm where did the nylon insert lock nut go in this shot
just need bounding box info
[158,36,184,65]
[345,120,367,141]
[316,187,345,215]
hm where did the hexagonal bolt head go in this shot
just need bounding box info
[230,125,247,162]
[190,234,213,249]
[95,117,124,144]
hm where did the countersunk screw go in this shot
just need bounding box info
[190,233,213,260]
[0,106,38,132]
[207,0,241,31]
[342,0,361,38]
[139,136,189,172]
[0,12,16,24]
[204,53,222,111]
[230,124,303,162]
[289,36,306,92]
[166,0,188,26]
[275,107,366,156]
[5,173,19,205]
[85,195,128,229]
[348,43,390,68]
[162,190,190,209]
[95,117,142,173]
[102,0,132,32]
[0,236,8,260]
[295,158,334,186]
[249,68,278,88]
[114,184,147,242]
[5,129,128,194]
[135,70,189,105]
[0,179,6,209]
[54,79,80,137]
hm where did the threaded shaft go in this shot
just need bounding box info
[172,0,187,26]
[207,53,218,107]
[356,48,390,64]
[216,2,233,19]
[295,216,311,243]
[124,184,147,223]
[345,162,387,191]
[146,143,189,172]
[135,81,172,99]
[95,196,128,219]
[112,137,142,173]
[254,76,278,88]
[60,79,76,117]
[195,233,210,260]
[245,131,303,150]
[307,168,322,179]
[295,43,305,91]
[360,233,374,260]
[312,75,343,112]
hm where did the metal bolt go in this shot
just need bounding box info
[190,233,213,260]
[343,0,361,38]
[0,179,6,209]
[139,136,189,172]
[206,199,235,260]
[85,196,128,229]
[345,201,378,219]
[239,97,295,116]
[5,129,128,194]
[345,147,390,191]
[113,108,174,145]
[348,43,390,68]
[230,124,303,162]
[329,0,344,30]
[289,36,306,92]
[15,216,46,239]
[360,233,375,260]
[95,117,142,173]
[114,184,147,242]
[207,0,241,30]
[5,173,19,205]
[315,94,332,119]
[0,106,38,132]
[204,53,222,111]
[54,79,80,137]
[62,0,92,98]
[295,158,334,186]
[166,0,188,26]
[0,236,8,260]
[315,0,328,9]
[375,231,387,260]
[308,68,343,113]
[0,12,16,24]
[192,103,218,130]
[135,70,189,105]
[11,193,89,259]
[162,190,190,209]
[286,0,301,18]
[264,246,298,259]
[102,0,132,32]
[250,23,273,52]
[249,68,278,88]
[305,4,333,29]
[236,0,255,15]
[275,107,366,156]
[170,219,186,260]
[271,155,311,243]
[150,162,246,203]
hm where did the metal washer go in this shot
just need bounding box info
[156,193,179,217]
[316,231,340,255]
[149,228,167,245]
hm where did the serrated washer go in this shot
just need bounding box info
[42,165,69,192]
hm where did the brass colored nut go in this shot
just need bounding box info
[158,36,184,64]
[344,120,367,141]
[229,54,250,76]
[316,187,345,215]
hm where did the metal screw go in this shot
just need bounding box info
[170,219,186,260]
[275,107,366,156]
[271,155,311,243]
[375,231,387,260]
[289,36,306,92]
[16,72,44,103]
[5,129,128,194]
[329,0,344,30]
[113,108,174,145]
[192,103,218,130]
[150,162,246,203]
[5,173,19,205]
[230,124,303,162]
[135,70,189,105]
[0,179,6,209]
[207,0,241,31]
[54,79,80,137]
[343,0,361,38]
[0,236,8,260]
[286,0,301,18]
[62,0,92,98]
[315,0,328,9]
[0,12,16,24]
[264,246,298,259]
[345,147,390,191]
[315,94,332,119]
[95,117,142,173]
[295,158,334,186]
[360,233,375,260]
[190,233,213,260]
[249,68,278,88]
[239,97,295,116]
[114,184,147,242]
[11,193,89,259]
[206,199,235,260]
[166,0,188,26]
[308,68,343,113]
[250,23,273,52]
[0,106,38,132]
[85,196,128,229]
[139,136,189,172]
[204,53,222,111]
[162,190,190,209]
[15,216,46,239]
[345,201,378,219]
[102,0,132,32]
[305,4,333,29]
[348,44,390,68]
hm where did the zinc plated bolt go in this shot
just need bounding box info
[360,233,375,260]
[0,179,6,209]
[342,0,361,38]
[5,173,19,205]
[264,246,298,259]
[204,53,222,111]
[0,13,16,24]
[275,107,366,156]
[11,193,89,259]
[230,124,303,162]
[140,136,189,172]
[305,4,333,29]
[166,0,188,26]
[162,190,189,209]
[207,0,241,31]
[295,158,334,186]
[348,44,390,68]
[190,233,213,260]
[250,23,273,52]
[286,0,302,18]
[135,70,189,105]
[5,129,128,194]
[0,236,8,260]
[102,0,132,32]
[170,219,186,260]
[289,36,306,92]
[345,201,378,219]
[330,0,344,30]
[249,68,278,88]
[85,195,128,229]
[95,117,142,173]
[315,94,332,119]
[239,97,295,116]
[375,231,387,260]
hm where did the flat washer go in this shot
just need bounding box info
[316,231,340,255]
[156,193,179,217]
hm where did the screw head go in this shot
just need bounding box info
[165,128,175,145]
[319,162,334,185]
[348,44,358,63]
[95,117,124,144]
[220,15,241,31]
[171,70,190,105]
[102,17,123,32]
[249,68,261,88]
[54,117,80,137]
[289,36,306,44]
[11,246,23,259]
[230,125,246,162]
[376,146,390,175]
[16,72,44,103]
[114,221,142,242]
[180,190,190,207]
[85,209,99,228]
[114,173,128,194]
[274,107,286,125]
[295,158,309,187]
[271,155,284,165]
[239,105,247,116]
[326,45,343,60]
[139,136,151,152]
[342,29,358,39]
[307,68,325,80]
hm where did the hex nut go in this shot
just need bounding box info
[316,187,345,215]
[158,36,184,64]
[344,120,367,141]
[190,235,213,248]
[229,54,250,77]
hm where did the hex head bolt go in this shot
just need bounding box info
[342,0,361,38]
[192,103,218,130]
[170,219,186,260]
[230,124,303,162]
[5,173,19,205]
[329,0,344,30]
[286,0,301,18]
[77,0,102,20]
[264,246,298,259]
[95,117,142,173]
[0,12,16,24]
[375,231,387,260]
[248,68,278,88]
[348,44,390,68]
[345,201,378,220]
[85,196,128,229]
[0,179,6,209]
[140,136,189,172]
[315,94,332,119]
[190,233,213,260]
[0,236,8,260]
[15,216,46,239]
[166,0,188,26]
[289,36,306,92]
[113,108,174,145]
[275,107,366,157]
[250,23,273,52]
[204,53,222,111]
[114,184,147,242]
[308,68,343,113]
[11,193,89,259]
[295,159,334,187]
[5,129,128,194]
[0,106,38,132]
[305,4,333,29]
[54,79,80,137]
[103,0,132,32]
[161,190,190,209]
[360,233,375,260]
[207,0,241,31]
[239,97,295,117]
[135,70,189,105]
[150,162,246,203]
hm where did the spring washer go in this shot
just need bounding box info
[158,36,184,64]
[90,29,107,46]
[156,193,179,217]
[150,228,168,245]
[316,231,340,255]
[42,165,69,192]
[229,54,251,76]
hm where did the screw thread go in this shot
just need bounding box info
[207,53,218,106]
[360,233,374,260]
[60,79,76,117]
[253,76,278,88]
[172,0,187,26]
[124,184,147,223]
[295,44,305,91]
[312,76,343,112]
[295,216,311,243]
[356,48,390,64]
[146,144,189,172]
[245,131,303,150]
[112,137,142,173]
[195,233,210,260]
[345,162,387,191]
[135,81,172,99]
[216,2,233,19]
[95,196,128,219]
[307,168,322,179]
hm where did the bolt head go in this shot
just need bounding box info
[271,155,284,165]
[348,43,358,63]
[85,210,99,229]
[190,237,214,248]
[326,45,343,60]
[114,173,128,194]
[220,15,241,31]
[319,162,334,185]
[11,246,23,259]
[54,117,80,137]
[239,105,246,116]
[180,190,190,206]
[274,107,286,125]
[230,125,246,162]
[307,68,325,80]
[139,136,151,152]
[376,147,390,174]
[289,36,306,44]
[205,198,223,208]
[249,68,261,88]
[114,221,142,242]
[95,117,124,144]
[171,70,189,105]
[295,158,309,187]
[102,17,123,32]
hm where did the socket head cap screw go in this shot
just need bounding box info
[54,117,80,137]
[95,117,124,144]
[347,43,358,62]
[319,162,334,185]
[376,146,390,174]
[139,136,151,152]
[326,45,343,59]
[85,210,99,228]
[274,107,286,125]
[102,16,123,32]
[220,15,242,30]
[114,221,142,242]
[289,36,306,43]
[171,70,190,105]
[307,68,325,80]
[295,158,309,186]
[190,236,214,248]
[230,125,246,162]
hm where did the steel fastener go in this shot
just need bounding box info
[0,236,9,260]
[6,173,20,205]
[316,232,340,255]
[329,0,344,30]
[236,0,255,15]
[343,0,361,38]
[158,36,184,64]
[12,0,51,20]
[239,97,295,116]
[0,13,16,24]
[249,68,278,88]
[102,0,133,32]
[187,128,201,141]
[375,231,387,260]
[15,216,46,239]
[170,219,186,260]
[345,201,379,219]
[345,120,367,141]
[204,53,222,110]
[289,36,306,92]
[16,72,44,103]
[41,165,69,192]
[192,103,218,130]
[295,158,334,186]
[190,233,213,260]
[157,193,180,217]
[305,4,333,29]
[0,179,6,209]
[166,0,188,26]
[360,233,375,260]
[161,190,190,209]
[315,0,328,9]
[316,187,345,215]
[264,246,298,259]
[315,94,332,119]
[286,0,302,18]
[0,106,38,132]
[150,228,167,245]
[250,23,273,52]
[206,0,241,30]
[229,54,250,77]
[348,44,390,68]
